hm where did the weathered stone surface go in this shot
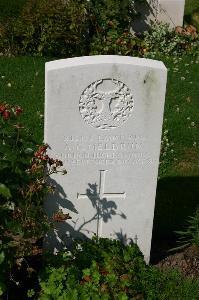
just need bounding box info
[132,0,185,32]
[45,55,167,262]
[159,0,185,28]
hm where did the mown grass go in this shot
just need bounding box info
[185,0,199,16]
[153,54,199,240]
[161,55,199,177]
[0,57,47,142]
[184,0,199,25]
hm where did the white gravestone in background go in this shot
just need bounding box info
[45,56,167,263]
[132,0,185,32]
[158,0,185,28]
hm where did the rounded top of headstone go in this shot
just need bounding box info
[45,55,167,72]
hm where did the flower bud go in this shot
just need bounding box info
[0,104,6,113]
[2,110,10,120]
[15,106,23,116]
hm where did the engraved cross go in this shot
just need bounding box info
[77,170,126,237]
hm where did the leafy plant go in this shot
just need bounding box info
[0,0,145,57]
[174,208,199,250]
[33,238,199,299]
[0,102,68,297]
[88,0,138,53]
[143,23,199,58]
[90,29,145,56]
[1,0,198,58]
[0,0,89,57]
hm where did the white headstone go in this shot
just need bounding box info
[45,55,167,263]
[132,0,185,32]
[158,0,185,28]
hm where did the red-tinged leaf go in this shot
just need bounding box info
[52,211,71,222]
[83,275,92,282]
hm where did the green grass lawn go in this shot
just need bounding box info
[162,55,199,177]
[0,57,47,142]
[185,0,199,16]
[184,0,199,25]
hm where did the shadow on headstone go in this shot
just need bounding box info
[44,179,127,252]
[115,230,136,246]
[131,1,157,33]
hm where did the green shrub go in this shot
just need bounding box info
[34,238,199,300]
[90,29,145,56]
[1,0,198,58]
[88,0,141,55]
[143,23,199,58]
[0,102,68,297]
[0,0,143,57]
[0,0,89,57]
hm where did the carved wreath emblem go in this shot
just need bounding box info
[79,79,134,130]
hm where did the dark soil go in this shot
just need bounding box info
[154,245,199,279]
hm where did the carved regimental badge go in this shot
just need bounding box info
[79,79,134,130]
